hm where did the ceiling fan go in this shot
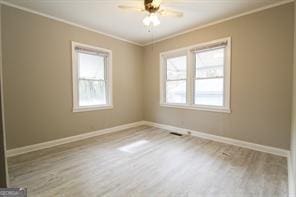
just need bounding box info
[118,0,183,27]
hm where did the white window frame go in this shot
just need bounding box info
[160,37,231,113]
[72,41,113,112]
[161,50,188,105]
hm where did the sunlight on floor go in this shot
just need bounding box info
[118,140,149,153]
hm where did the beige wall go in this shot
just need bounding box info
[291,1,296,193]
[143,3,294,149]
[1,3,294,151]
[2,5,144,149]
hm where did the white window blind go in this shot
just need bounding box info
[194,46,226,106]
[72,42,112,112]
[77,51,107,106]
[165,56,187,104]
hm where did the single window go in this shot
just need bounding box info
[165,55,187,104]
[160,37,231,113]
[72,42,112,112]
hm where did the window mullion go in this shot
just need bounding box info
[187,50,193,105]
[191,52,196,105]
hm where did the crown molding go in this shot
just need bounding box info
[0,0,293,47]
[0,0,144,46]
[143,0,295,46]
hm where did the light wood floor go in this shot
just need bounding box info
[8,126,288,197]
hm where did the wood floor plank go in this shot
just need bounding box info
[8,126,288,197]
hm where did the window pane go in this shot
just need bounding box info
[196,47,224,69]
[166,80,186,104]
[196,66,224,78]
[78,52,105,80]
[167,56,187,80]
[79,80,106,106]
[195,78,224,106]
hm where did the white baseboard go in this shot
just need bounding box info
[6,121,145,157]
[288,153,296,197]
[7,120,289,158]
[143,121,289,157]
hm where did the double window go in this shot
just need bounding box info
[160,37,231,113]
[72,42,112,112]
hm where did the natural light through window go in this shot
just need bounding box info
[118,140,149,153]
[195,47,225,106]
[166,56,187,104]
[72,42,112,112]
[160,37,231,113]
[78,53,106,106]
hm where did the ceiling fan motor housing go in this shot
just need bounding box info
[144,0,160,13]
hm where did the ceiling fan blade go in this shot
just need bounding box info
[118,5,145,12]
[159,9,183,17]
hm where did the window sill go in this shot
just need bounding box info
[160,103,231,113]
[73,105,113,112]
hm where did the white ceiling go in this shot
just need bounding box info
[2,0,289,45]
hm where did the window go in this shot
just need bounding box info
[72,42,112,112]
[194,47,225,106]
[160,37,231,113]
[165,55,187,104]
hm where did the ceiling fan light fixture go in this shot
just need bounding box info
[143,13,160,27]
[151,0,161,7]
